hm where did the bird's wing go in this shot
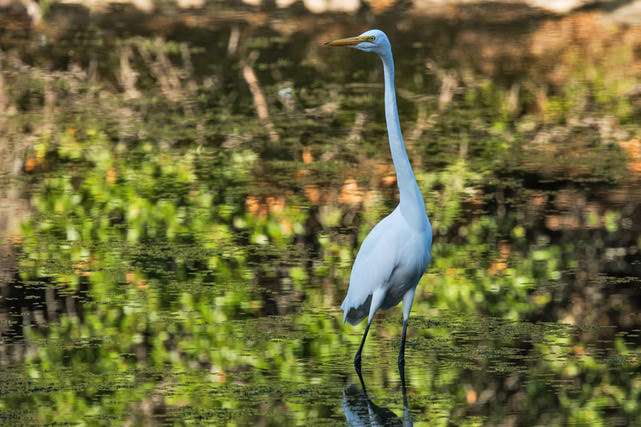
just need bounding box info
[341,209,403,324]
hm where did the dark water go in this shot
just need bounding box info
[1,2,641,425]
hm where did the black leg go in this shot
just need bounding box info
[401,372,411,424]
[354,321,372,395]
[354,321,371,375]
[399,322,411,425]
[357,368,368,397]
[398,319,409,383]
[401,378,409,412]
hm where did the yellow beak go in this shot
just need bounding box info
[324,35,371,47]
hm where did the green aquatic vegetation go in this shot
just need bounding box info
[1,6,641,425]
[6,110,638,424]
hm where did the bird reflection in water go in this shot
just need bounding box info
[342,375,412,426]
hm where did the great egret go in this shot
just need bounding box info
[326,30,433,376]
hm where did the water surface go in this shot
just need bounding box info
[1,3,641,425]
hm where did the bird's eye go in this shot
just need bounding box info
[366,36,376,43]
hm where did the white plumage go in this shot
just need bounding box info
[326,29,433,372]
[341,207,431,325]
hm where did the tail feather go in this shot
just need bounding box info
[341,294,371,325]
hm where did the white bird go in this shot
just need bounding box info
[326,30,433,376]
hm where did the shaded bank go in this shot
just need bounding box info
[0,0,629,22]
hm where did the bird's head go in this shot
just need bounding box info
[324,29,391,57]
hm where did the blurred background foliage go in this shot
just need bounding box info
[1,0,641,425]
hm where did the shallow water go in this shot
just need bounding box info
[1,2,641,425]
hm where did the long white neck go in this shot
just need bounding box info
[381,51,427,228]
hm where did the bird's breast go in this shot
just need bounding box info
[391,231,431,284]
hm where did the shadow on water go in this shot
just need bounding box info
[343,381,412,427]
[345,356,413,427]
